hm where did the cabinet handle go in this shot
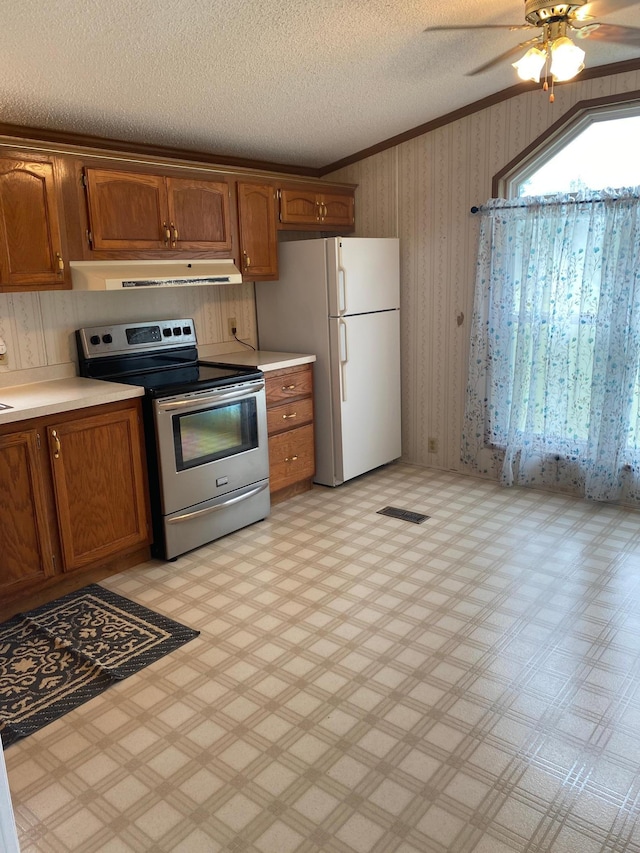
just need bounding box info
[56,253,65,273]
[282,384,296,390]
[162,222,171,243]
[284,455,299,463]
[316,201,322,222]
[51,429,61,459]
[243,251,251,268]
[171,222,178,246]
[282,412,297,419]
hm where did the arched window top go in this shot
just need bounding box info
[494,95,640,198]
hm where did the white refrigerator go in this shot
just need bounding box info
[255,237,401,486]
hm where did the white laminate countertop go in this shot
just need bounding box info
[211,350,316,371]
[0,377,145,426]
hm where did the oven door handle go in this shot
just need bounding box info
[166,481,269,524]
[156,380,265,411]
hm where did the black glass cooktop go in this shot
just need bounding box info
[125,362,262,396]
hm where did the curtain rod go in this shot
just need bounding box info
[470,194,633,214]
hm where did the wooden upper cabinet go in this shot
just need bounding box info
[166,177,232,251]
[84,167,233,254]
[237,182,278,280]
[84,168,168,251]
[279,189,319,225]
[321,191,355,228]
[278,185,355,230]
[0,155,69,292]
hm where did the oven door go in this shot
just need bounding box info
[153,379,269,515]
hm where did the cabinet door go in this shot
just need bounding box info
[279,188,321,225]
[237,182,278,279]
[268,424,315,492]
[84,168,168,251]
[0,157,68,292]
[0,429,55,591]
[166,177,232,251]
[320,192,355,228]
[48,405,149,571]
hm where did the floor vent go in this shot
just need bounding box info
[377,506,430,524]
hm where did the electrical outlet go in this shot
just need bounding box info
[227,317,237,337]
[428,437,438,453]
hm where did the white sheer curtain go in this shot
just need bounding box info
[462,188,640,505]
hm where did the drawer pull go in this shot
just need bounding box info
[282,412,297,420]
[284,455,299,463]
[282,384,296,390]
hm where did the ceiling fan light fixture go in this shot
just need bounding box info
[513,46,547,81]
[549,34,585,80]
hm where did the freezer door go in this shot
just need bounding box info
[323,309,401,486]
[326,237,400,317]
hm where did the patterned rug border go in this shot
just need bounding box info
[0,584,199,749]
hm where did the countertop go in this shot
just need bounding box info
[211,350,316,371]
[0,377,145,426]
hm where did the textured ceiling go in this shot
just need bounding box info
[2,0,640,170]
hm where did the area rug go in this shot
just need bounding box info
[0,584,199,748]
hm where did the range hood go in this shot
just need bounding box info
[70,259,243,290]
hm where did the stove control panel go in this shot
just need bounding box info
[77,318,197,359]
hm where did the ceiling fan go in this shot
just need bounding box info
[424,0,640,95]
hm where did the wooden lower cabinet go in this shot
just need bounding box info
[0,429,55,588]
[0,399,150,618]
[48,405,150,570]
[265,363,315,503]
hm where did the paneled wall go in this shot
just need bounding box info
[0,283,257,383]
[2,67,639,471]
[328,68,640,473]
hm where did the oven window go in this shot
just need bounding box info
[173,398,258,470]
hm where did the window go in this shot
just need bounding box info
[495,98,640,198]
[518,115,640,196]
[463,100,640,505]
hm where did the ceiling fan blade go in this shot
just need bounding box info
[423,23,532,32]
[583,0,640,18]
[575,22,640,44]
[467,37,542,75]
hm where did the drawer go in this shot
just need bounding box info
[265,364,313,406]
[268,423,314,492]
[267,397,313,436]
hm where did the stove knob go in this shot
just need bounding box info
[172,327,181,336]
[102,334,113,344]
[90,335,100,346]
[163,328,172,337]
[182,325,192,335]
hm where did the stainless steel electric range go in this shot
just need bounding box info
[76,318,270,560]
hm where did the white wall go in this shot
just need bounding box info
[328,68,640,473]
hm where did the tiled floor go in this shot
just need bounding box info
[5,462,640,852]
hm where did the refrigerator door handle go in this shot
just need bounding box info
[338,242,346,313]
[338,268,346,314]
[339,319,348,401]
